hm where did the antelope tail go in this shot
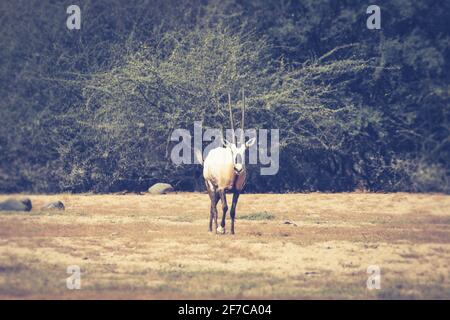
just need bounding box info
[194,148,203,165]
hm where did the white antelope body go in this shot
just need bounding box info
[198,91,255,234]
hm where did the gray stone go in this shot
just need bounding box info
[282,220,298,227]
[41,201,65,211]
[148,183,174,195]
[0,198,32,212]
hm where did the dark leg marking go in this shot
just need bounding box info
[230,192,240,235]
[219,190,228,231]
[213,194,220,232]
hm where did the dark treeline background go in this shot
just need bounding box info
[0,0,449,193]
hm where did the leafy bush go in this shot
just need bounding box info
[0,0,448,194]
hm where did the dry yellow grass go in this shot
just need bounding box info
[0,192,449,299]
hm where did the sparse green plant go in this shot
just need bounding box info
[239,211,275,220]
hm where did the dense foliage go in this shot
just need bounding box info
[0,0,449,193]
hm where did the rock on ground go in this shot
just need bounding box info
[41,201,65,211]
[0,198,32,211]
[148,183,174,195]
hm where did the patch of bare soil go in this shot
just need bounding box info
[0,193,449,299]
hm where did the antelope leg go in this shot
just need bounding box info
[230,192,240,234]
[218,190,228,234]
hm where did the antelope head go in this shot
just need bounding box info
[222,89,256,175]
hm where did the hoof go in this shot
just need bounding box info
[217,226,225,234]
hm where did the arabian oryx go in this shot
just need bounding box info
[195,90,256,235]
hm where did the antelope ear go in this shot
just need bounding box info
[222,138,232,148]
[245,137,256,148]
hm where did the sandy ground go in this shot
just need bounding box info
[0,192,449,299]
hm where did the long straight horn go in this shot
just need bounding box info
[228,92,236,144]
[241,88,245,143]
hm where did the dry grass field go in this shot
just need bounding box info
[0,192,449,299]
